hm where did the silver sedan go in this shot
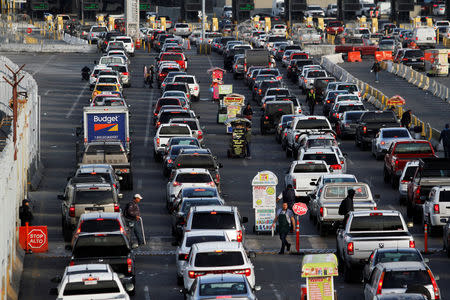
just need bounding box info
[371,127,413,160]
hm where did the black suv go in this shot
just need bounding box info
[261,101,294,135]
[70,232,136,294]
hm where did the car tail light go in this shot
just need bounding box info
[69,206,75,217]
[401,180,409,183]
[114,204,120,212]
[188,271,205,278]
[363,126,367,134]
[380,141,385,145]
[428,269,440,299]
[320,207,323,217]
[330,164,342,170]
[127,258,133,273]
[207,181,215,187]
[197,130,203,140]
[167,158,173,164]
[434,204,440,214]
[276,76,282,80]
[376,271,385,294]
[409,240,415,248]
[178,253,189,261]
[69,260,75,266]
[265,116,269,120]
[156,138,160,146]
[237,230,242,242]
[403,58,408,61]
[420,57,425,61]
[173,181,181,187]
[235,268,251,276]
[415,186,421,199]
[258,89,262,95]
[336,113,340,119]
[416,37,418,40]
[326,100,330,103]
[347,242,354,255]
[293,179,297,189]
[122,72,129,76]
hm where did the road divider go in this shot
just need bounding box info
[0,43,97,53]
[321,54,442,150]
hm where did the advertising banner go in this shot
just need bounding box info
[87,113,126,146]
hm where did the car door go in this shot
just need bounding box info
[364,267,380,300]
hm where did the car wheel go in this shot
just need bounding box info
[318,222,327,237]
[62,222,72,243]
[391,175,398,189]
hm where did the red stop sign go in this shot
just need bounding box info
[28,228,47,249]
[292,202,308,216]
[26,27,32,34]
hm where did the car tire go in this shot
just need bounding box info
[318,222,327,237]
[62,222,72,243]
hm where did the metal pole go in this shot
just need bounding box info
[289,0,292,31]
[81,0,84,25]
[295,215,300,252]
[201,0,205,44]
[424,223,428,253]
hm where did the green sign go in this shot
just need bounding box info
[239,3,254,10]
[140,3,152,10]
[32,2,49,10]
[84,3,99,10]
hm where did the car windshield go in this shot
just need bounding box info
[293,164,327,173]
[324,185,368,199]
[181,199,222,214]
[74,190,114,205]
[171,120,198,130]
[98,78,118,84]
[195,251,244,267]
[185,235,226,247]
[404,50,424,58]
[176,24,189,28]
[439,191,450,202]
[199,282,247,296]
[350,215,404,231]
[375,251,422,264]
[158,98,181,107]
[295,119,330,130]
[170,138,199,146]
[403,166,418,181]
[175,173,211,183]
[183,188,218,198]
[96,85,116,91]
[116,37,132,43]
[266,103,293,114]
[307,139,335,148]
[191,212,236,229]
[76,172,111,183]
[267,36,286,42]
[79,219,121,233]
[394,143,432,154]
[63,280,120,296]
[303,153,338,165]
[162,53,183,61]
[175,155,216,168]
[383,270,431,289]
[382,130,409,138]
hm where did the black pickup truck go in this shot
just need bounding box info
[70,232,136,294]
[355,111,400,150]
[313,77,336,101]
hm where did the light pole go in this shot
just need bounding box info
[81,0,84,24]
[288,0,292,35]
[201,0,205,44]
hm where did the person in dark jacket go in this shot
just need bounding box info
[276,184,296,210]
[306,88,317,115]
[440,124,450,158]
[271,202,295,254]
[339,189,355,226]
[243,103,253,120]
[19,199,33,226]
[371,61,381,83]
[125,194,144,245]
[401,110,412,129]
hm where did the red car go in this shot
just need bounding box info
[326,21,344,35]
[158,52,188,71]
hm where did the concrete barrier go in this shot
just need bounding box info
[0,43,97,53]
[303,44,335,56]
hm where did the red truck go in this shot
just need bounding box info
[384,140,436,188]
[326,21,344,35]
[406,158,450,223]
[335,37,378,56]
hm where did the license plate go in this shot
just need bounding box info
[427,37,432,40]
[86,207,104,211]
[412,59,417,62]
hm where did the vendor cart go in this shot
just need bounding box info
[300,254,339,300]
[217,93,245,129]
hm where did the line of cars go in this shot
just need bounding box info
[49,35,140,299]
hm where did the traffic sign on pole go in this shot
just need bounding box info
[26,27,32,34]
[292,202,308,215]
[19,225,48,253]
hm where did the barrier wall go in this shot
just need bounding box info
[321,54,442,149]
[0,56,41,300]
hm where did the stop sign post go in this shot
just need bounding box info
[26,27,32,34]
[292,202,308,252]
[19,225,48,253]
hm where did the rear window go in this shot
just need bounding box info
[266,103,293,114]
[170,138,199,146]
[382,129,410,138]
[195,251,244,267]
[404,50,424,57]
[181,199,222,214]
[176,24,189,28]
[307,71,327,78]
[158,98,181,107]
[186,235,226,247]
[350,215,404,231]
[73,235,128,258]
[116,37,132,43]
[267,36,287,42]
[166,85,188,92]
[403,166,418,181]
[76,173,111,183]
[175,173,211,183]
[98,77,117,84]
[337,95,359,102]
[171,120,199,130]
[183,188,218,198]
[291,53,308,60]
[375,251,422,265]
[162,54,183,61]
[267,90,289,97]
[74,191,114,205]
[109,65,127,73]
[393,143,432,154]
[191,212,236,229]
[383,270,431,289]
[302,153,338,165]
[259,69,279,76]
[261,81,282,89]
[175,155,216,169]
[293,163,327,173]
[439,191,450,202]
[338,104,365,112]
[174,76,194,84]
[323,177,356,184]
[345,111,364,121]
[199,282,247,296]
[91,27,107,32]
[324,185,368,199]
[307,138,336,148]
[159,112,191,123]
[80,219,120,233]
[361,112,397,123]
[162,67,180,73]
[337,84,358,93]
[63,280,120,296]
[159,126,190,135]
[96,85,116,91]
[295,119,330,130]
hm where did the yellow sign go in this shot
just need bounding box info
[266,186,275,195]
[212,17,218,32]
[160,17,166,31]
[264,17,271,33]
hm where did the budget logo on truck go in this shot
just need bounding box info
[87,113,126,144]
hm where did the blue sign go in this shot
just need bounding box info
[87,113,126,146]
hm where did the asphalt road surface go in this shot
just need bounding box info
[3,48,450,300]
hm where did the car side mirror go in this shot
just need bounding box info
[248,251,256,259]
[49,288,58,295]
[407,222,414,228]
[254,285,262,291]
[118,193,123,199]
[57,195,65,200]
[50,276,62,283]
[242,216,248,224]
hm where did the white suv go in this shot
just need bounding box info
[172,75,200,101]
[423,186,450,235]
[173,23,192,37]
[50,264,131,299]
[298,147,346,173]
[112,36,135,56]
[183,241,256,291]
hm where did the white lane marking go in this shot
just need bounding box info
[144,285,151,300]
[66,82,89,119]
[31,54,55,76]
[144,89,155,147]
[269,283,282,300]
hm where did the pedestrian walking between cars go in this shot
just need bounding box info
[272,202,295,255]
[440,124,450,158]
[124,194,145,246]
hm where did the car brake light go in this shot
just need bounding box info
[207,181,215,187]
[114,204,120,212]
[194,86,198,91]
[376,271,385,294]
[167,158,173,164]
[156,138,160,146]
[197,130,203,139]
[330,164,342,170]
[127,258,133,273]
[215,173,220,183]
[380,141,385,145]
[427,269,440,299]
[347,242,354,255]
[293,179,297,189]
[237,230,242,242]
[363,126,367,134]
[122,72,129,76]
[69,206,75,217]
[415,186,421,198]
[178,253,189,261]
[434,204,440,214]
[173,181,181,187]
[320,207,323,217]
[69,260,75,266]
[265,116,269,120]
[409,240,415,248]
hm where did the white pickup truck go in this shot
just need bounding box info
[285,116,333,157]
[336,210,414,283]
[284,160,330,198]
[309,182,378,236]
[153,124,192,161]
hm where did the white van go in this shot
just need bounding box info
[272,0,285,16]
[412,27,437,48]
